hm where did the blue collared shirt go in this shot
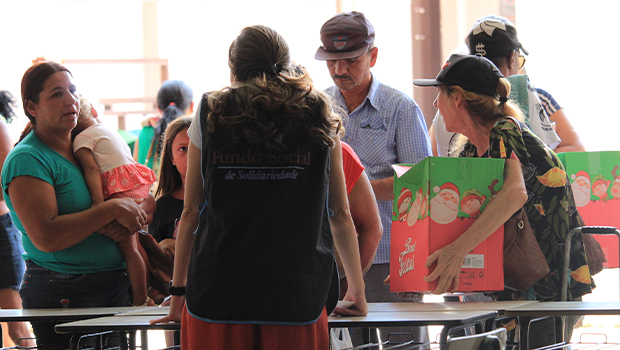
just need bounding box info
[326,75,432,264]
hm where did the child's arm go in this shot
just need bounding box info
[75,147,105,205]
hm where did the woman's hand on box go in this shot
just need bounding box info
[423,242,468,294]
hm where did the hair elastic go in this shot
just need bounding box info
[169,102,176,106]
[499,97,508,103]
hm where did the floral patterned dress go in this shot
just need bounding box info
[461,118,593,301]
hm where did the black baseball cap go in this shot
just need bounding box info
[413,54,504,97]
[467,15,528,58]
[315,11,375,60]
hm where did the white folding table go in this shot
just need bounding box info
[0,307,146,348]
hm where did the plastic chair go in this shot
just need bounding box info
[446,328,507,350]
[342,333,428,350]
[561,226,620,302]
[560,226,620,344]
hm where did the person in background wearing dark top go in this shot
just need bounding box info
[151,25,367,350]
[336,141,382,299]
[145,114,192,350]
[148,116,192,253]
[133,80,194,170]
[0,90,35,348]
[1,61,147,350]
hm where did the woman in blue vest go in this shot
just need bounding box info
[151,25,367,349]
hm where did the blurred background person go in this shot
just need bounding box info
[430,15,585,157]
[148,116,192,247]
[0,90,35,348]
[146,115,192,347]
[134,80,194,171]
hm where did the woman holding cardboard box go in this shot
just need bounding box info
[414,54,593,347]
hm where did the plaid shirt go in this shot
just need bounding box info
[326,75,431,264]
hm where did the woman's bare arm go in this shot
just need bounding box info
[8,176,146,252]
[329,136,367,316]
[348,171,382,274]
[550,109,585,153]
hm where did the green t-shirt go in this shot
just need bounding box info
[137,126,156,170]
[1,132,126,274]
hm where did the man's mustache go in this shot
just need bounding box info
[333,74,352,81]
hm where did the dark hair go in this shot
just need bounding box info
[206,25,341,152]
[229,25,290,82]
[150,80,194,161]
[17,122,34,145]
[20,61,72,124]
[155,116,193,199]
[488,54,512,74]
[0,90,17,123]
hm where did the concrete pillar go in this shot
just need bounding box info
[411,0,442,128]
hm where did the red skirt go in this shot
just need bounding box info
[101,163,156,200]
[181,305,329,350]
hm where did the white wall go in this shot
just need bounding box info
[516,1,618,152]
[439,0,501,61]
[0,0,415,139]
[158,0,413,103]
[0,1,146,137]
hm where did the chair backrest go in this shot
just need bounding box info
[446,328,507,350]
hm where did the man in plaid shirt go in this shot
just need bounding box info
[316,11,432,345]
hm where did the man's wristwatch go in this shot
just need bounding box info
[169,281,186,296]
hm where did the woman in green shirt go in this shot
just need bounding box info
[1,61,147,349]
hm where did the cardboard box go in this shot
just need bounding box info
[557,151,620,268]
[390,157,505,293]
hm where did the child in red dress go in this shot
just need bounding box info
[73,95,156,306]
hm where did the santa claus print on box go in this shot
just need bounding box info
[390,157,505,293]
[558,151,620,268]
